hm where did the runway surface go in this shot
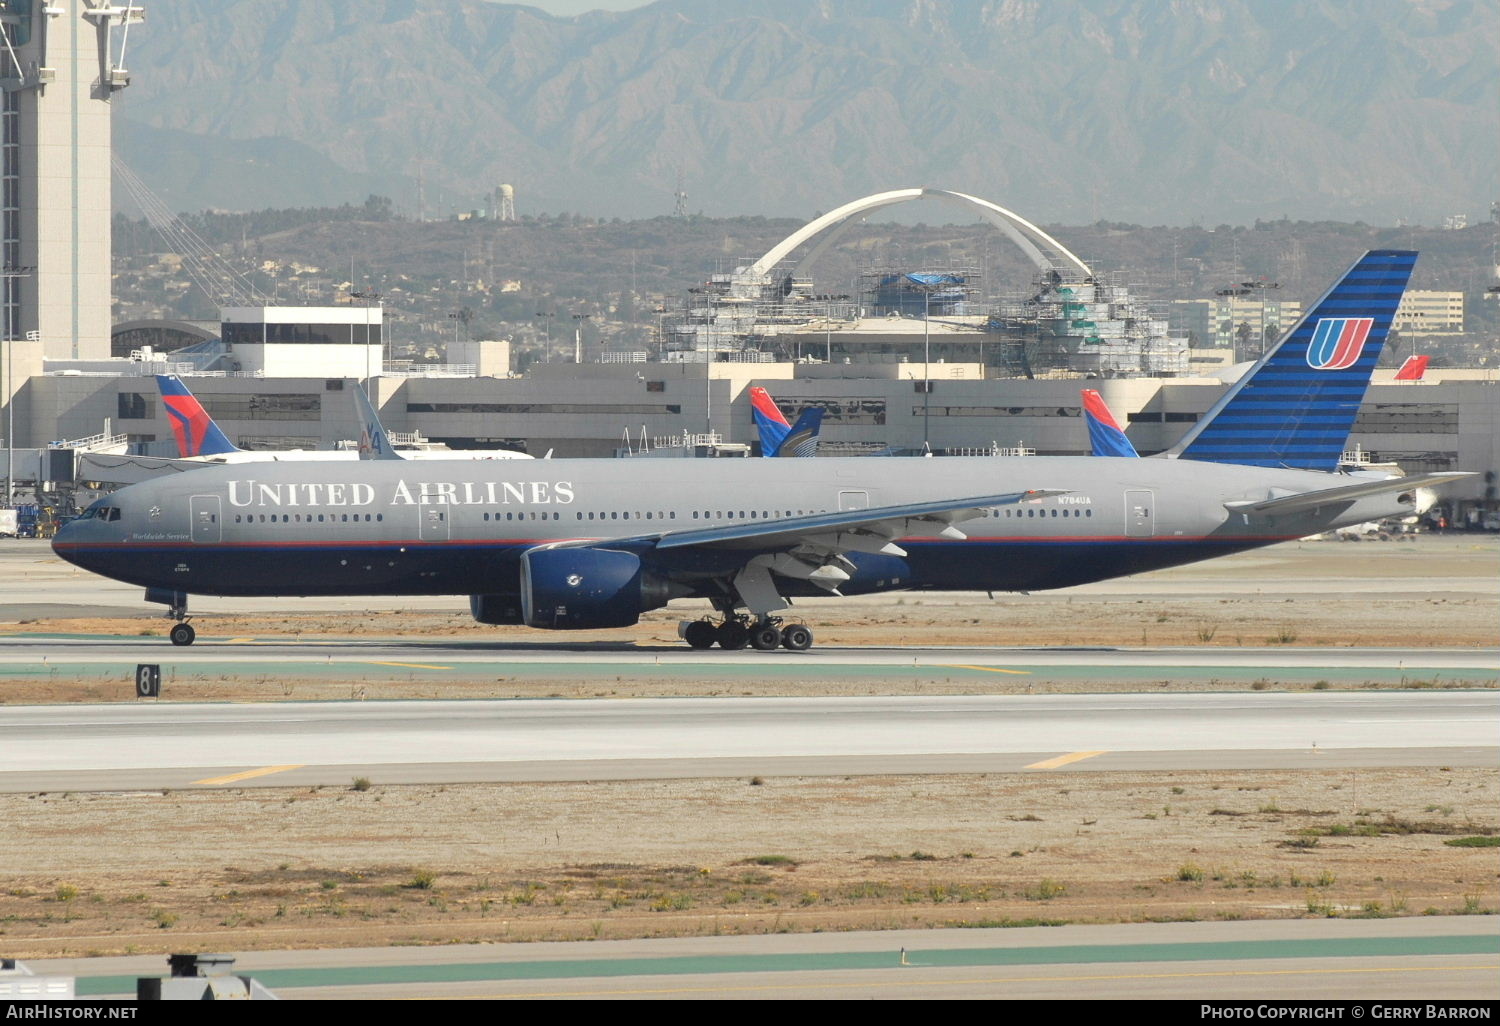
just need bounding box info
[1,634,1495,687]
[29,918,1500,1000]
[1,690,1494,792]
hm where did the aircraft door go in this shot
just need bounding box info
[1125,489,1155,538]
[419,504,451,542]
[190,495,222,543]
[838,490,869,511]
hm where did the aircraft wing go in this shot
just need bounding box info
[1224,472,1474,518]
[534,488,1065,602]
[548,488,1064,557]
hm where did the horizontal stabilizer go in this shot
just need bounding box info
[1224,472,1474,518]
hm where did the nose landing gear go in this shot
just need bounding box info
[146,589,196,646]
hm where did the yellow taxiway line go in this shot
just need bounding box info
[942,664,1031,676]
[1025,750,1108,770]
[193,765,304,786]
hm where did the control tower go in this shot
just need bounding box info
[1,1,142,360]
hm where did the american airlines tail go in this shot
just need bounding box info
[352,382,406,461]
[1169,250,1416,471]
[154,375,241,458]
[1081,389,1139,458]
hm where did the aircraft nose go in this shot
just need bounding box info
[51,512,105,571]
[51,518,83,562]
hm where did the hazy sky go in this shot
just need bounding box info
[515,0,650,14]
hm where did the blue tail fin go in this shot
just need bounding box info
[154,375,240,457]
[352,382,405,461]
[1170,250,1416,471]
[749,386,793,456]
[1081,389,1139,458]
[773,407,824,457]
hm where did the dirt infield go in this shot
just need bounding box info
[1,767,1495,958]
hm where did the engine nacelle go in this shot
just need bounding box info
[520,547,670,630]
[469,593,524,626]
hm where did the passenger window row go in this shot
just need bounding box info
[233,513,385,524]
[486,512,562,521]
[982,508,1093,519]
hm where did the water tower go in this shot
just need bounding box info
[495,184,516,222]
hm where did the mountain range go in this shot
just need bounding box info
[114,0,1499,225]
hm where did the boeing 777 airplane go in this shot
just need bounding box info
[54,251,1470,650]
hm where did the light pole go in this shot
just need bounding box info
[2,265,36,507]
[571,313,591,363]
[1217,278,1279,358]
[923,288,932,449]
[351,289,381,381]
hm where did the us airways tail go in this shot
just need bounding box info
[352,382,406,461]
[155,375,241,458]
[1169,250,1416,471]
[1081,389,1139,458]
[749,387,823,457]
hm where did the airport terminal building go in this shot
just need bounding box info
[17,335,1500,527]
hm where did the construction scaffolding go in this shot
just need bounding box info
[659,258,856,363]
[859,264,982,318]
[988,270,1190,377]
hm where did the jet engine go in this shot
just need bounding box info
[520,547,672,630]
[469,593,524,626]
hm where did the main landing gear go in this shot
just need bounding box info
[681,615,814,652]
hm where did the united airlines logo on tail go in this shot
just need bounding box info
[1306,318,1374,371]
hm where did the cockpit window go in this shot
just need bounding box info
[81,504,122,522]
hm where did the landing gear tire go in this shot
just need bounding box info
[749,624,782,651]
[780,624,813,652]
[684,621,718,650]
[169,623,196,647]
[716,621,749,650]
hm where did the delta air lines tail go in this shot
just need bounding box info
[750,387,823,457]
[750,386,793,455]
[155,375,241,458]
[1081,389,1139,458]
[1170,250,1416,471]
